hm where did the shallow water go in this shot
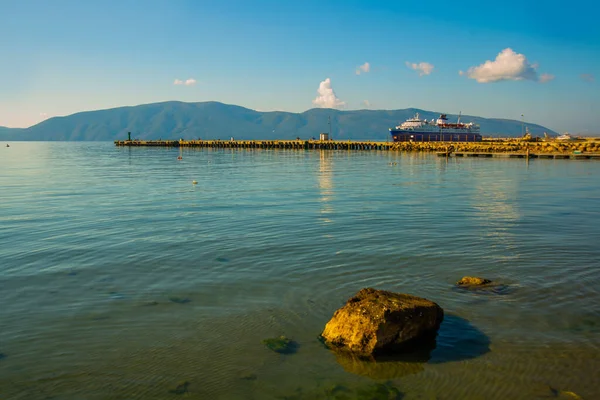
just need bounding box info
[1,142,599,399]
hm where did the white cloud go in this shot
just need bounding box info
[174,78,197,86]
[581,73,595,82]
[312,78,346,109]
[462,48,542,83]
[356,62,370,75]
[539,73,555,83]
[405,61,434,76]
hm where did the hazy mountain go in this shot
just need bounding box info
[0,126,24,140]
[0,101,557,141]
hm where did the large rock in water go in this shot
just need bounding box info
[321,288,444,356]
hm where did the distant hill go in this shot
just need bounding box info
[0,126,24,140]
[0,101,557,141]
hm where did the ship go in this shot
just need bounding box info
[555,132,584,141]
[389,112,482,142]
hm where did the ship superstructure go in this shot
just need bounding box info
[389,113,482,142]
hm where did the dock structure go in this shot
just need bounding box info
[114,139,394,151]
[438,152,600,160]
[114,138,600,160]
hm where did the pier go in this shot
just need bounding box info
[114,138,600,160]
[438,152,600,160]
[114,139,394,151]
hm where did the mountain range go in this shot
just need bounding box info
[0,101,557,141]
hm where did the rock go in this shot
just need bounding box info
[321,288,444,356]
[262,336,298,354]
[548,386,583,399]
[169,296,191,304]
[456,276,491,286]
[239,372,257,381]
[454,276,512,295]
[169,381,190,395]
[282,382,403,400]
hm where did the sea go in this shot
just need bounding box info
[1,142,599,400]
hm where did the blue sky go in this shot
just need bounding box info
[1,0,598,133]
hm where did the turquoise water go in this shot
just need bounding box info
[1,142,599,399]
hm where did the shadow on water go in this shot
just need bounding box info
[429,314,491,363]
[330,314,490,379]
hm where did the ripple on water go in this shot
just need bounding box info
[0,144,599,399]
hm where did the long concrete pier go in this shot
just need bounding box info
[114,139,393,150]
[114,138,600,160]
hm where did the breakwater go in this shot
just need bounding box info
[114,139,393,150]
[114,138,600,158]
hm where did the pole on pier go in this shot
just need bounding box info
[521,114,524,137]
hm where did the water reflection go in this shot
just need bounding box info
[318,151,334,224]
[329,315,490,379]
[471,169,521,224]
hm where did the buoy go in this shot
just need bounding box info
[177,156,182,160]
[192,180,198,185]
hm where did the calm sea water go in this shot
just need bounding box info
[1,142,599,400]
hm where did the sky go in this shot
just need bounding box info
[1,0,599,133]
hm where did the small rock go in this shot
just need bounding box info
[284,382,403,400]
[239,372,257,381]
[456,276,492,286]
[356,382,403,400]
[548,386,583,399]
[169,381,190,395]
[262,336,298,354]
[169,296,191,304]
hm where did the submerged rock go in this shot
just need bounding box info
[169,296,191,304]
[321,288,444,356]
[262,336,298,354]
[454,277,511,295]
[239,372,257,381]
[169,381,190,395]
[280,382,403,400]
[456,276,491,286]
[548,386,583,399]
